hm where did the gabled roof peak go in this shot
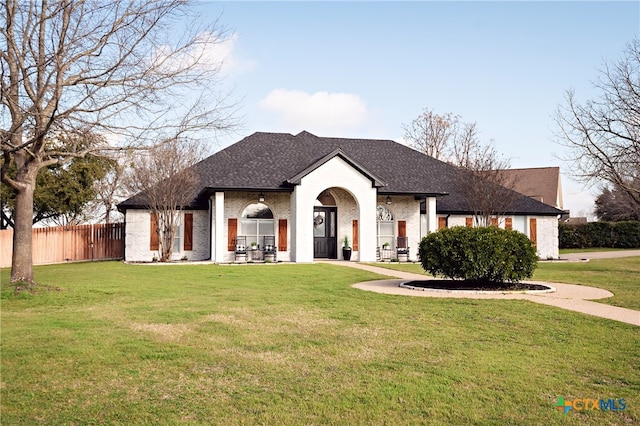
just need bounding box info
[286,148,387,188]
[295,130,319,138]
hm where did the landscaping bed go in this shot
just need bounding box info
[400,279,553,292]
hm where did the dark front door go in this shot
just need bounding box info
[313,207,337,259]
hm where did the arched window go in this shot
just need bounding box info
[241,203,274,247]
[376,205,394,248]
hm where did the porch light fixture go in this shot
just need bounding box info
[385,196,392,205]
[258,192,265,202]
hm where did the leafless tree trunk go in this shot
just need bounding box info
[555,38,640,206]
[126,138,203,262]
[1,1,237,285]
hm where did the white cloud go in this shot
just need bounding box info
[200,32,256,76]
[258,89,368,135]
[151,32,255,77]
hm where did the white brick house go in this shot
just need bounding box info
[118,131,563,262]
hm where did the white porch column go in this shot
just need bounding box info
[427,197,437,233]
[358,192,377,262]
[213,192,225,263]
[290,186,313,262]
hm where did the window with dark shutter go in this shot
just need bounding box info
[278,219,287,251]
[184,213,193,251]
[150,213,159,250]
[438,217,447,229]
[529,218,537,248]
[228,218,237,251]
[352,220,358,251]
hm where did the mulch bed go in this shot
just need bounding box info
[403,280,550,292]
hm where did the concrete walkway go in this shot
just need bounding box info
[325,261,640,327]
[561,249,640,261]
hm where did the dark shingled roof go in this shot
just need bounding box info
[498,167,562,209]
[119,131,564,216]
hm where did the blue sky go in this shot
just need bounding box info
[194,1,639,216]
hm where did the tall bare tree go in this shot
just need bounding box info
[555,38,640,206]
[403,109,464,161]
[1,1,236,285]
[455,144,520,227]
[126,138,203,262]
[404,109,518,225]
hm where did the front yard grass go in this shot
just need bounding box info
[1,261,638,425]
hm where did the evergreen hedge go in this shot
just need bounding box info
[418,226,538,285]
[559,221,640,249]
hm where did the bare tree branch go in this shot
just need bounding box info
[403,109,518,224]
[1,0,238,284]
[554,38,640,207]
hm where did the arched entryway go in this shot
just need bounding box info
[312,188,359,260]
[313,190,337,259]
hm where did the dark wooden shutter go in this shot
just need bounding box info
[529,218,537,248]
[278,219,287,251]
[491,217,499,227]
[184,213,193,250]
[150,213,159,250]
[438,217,447,229]
[465,217,473,227]
[352,220,359,251]
[228,218,237,251]
[398,220,407,237]
[505,217,513,230]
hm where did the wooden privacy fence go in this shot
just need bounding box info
[0,223,124,268]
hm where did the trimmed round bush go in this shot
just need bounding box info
[418,226,538,285]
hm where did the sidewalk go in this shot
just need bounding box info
[326,261,640,327]
[561,249,640,261]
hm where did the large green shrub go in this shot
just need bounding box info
[558,221,640,249]
[418,226,538,285]
[613,221,640,248]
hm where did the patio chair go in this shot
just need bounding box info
[263,235,277,261]
[396,236,409,262]
[235,236,248,262]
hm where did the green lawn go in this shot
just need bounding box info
[1,261,638,425]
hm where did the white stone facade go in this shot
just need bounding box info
[437,214,560,259]
[124,209,209,262]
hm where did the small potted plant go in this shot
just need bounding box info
[251,242,258,250]
[342,235,352,261]
[382,242,390,250]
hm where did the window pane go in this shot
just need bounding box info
[379,222,394,236]
[241,219,258,236]
[330,212,335,238]
[314,212,326,237]
[173,222,182,253]
[258,220,274,236]
[243,203,274,219]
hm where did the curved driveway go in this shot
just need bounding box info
[325,261,640,327]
